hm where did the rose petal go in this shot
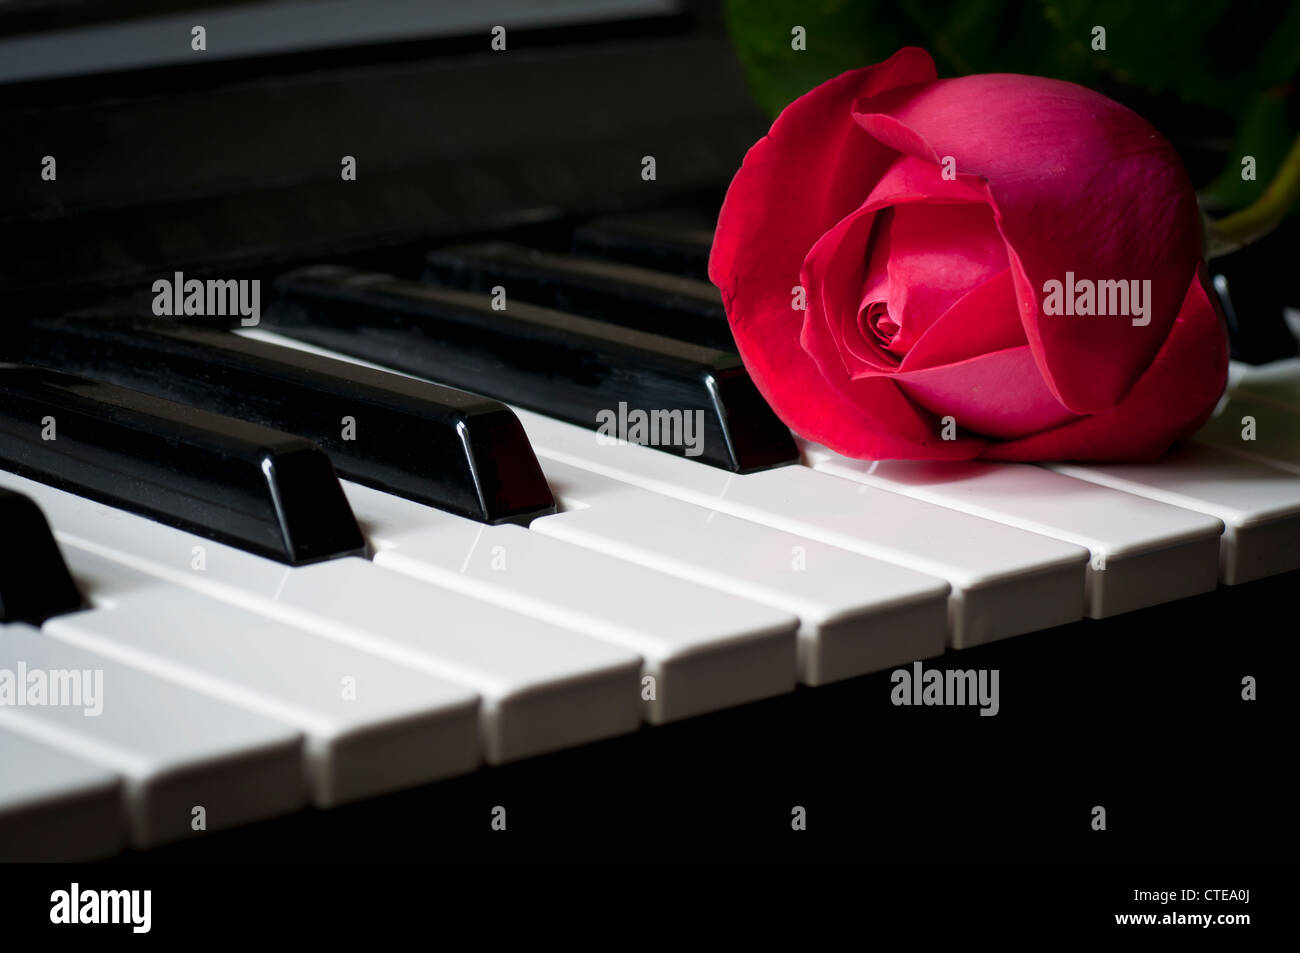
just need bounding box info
[884,201,1009,352]
[800,154,1003,389]
[852,73,1202,415]
[800,208,895,375]
[981,265,1228,461]
[861,152,991,207]
[860,206,893,301]
[902,268,1028,370]
[893,346,1079,439]
[851,207,897,358]
[795,202,995,457]
[709,49,968,458]
[710,47,937,333]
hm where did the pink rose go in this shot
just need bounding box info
[709,47,1228,461]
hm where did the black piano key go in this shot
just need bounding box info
[0,489,84,625]
[572,212,714,280]
[423,242,736,351]
[265,266,799,473]
[1211,222,1300,364]
[19,315,557,526]
[0,365,365,565]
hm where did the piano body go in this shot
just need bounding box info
[0,0,1294,863]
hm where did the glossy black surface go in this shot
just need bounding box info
[0,365,365,565]
[265,266,798,473]
[1,21,763,313]
[0,489,84,625]
[424,241,735,351]
[19,315,556,525]
[572,212,714,280]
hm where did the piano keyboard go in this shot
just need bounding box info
[3,213,1298,861]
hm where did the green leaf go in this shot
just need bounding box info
[1200,89,1299,213]
[724,0,1083,117]
[1041,0,1300,115]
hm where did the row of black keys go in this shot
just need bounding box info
[0,218,797,609]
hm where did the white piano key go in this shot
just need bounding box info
[1227,356,1300,412]
[800,442,1223,619]
[509,409,1089,649]
[240,327,1091,645]
[531,457,949,685]
[0,624,303,848]
[43,548,482,807]
[0,719,125,861]
[1052,444,1300,584]
[1193,391,1300,475]
[343,481,799,722]
[0,470,642,764]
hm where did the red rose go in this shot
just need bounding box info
[709,47,1228,461]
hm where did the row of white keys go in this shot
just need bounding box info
[236,333,944,684]
[1054,350,1300,585]
[343,480,799,722]
[1051,444,1300,584]
[510,408,1089,649]
[0,470,642,764]
[800,442,1223,619]
[0,623,303,849]
[0,722,124,861]
[529,457,949,685]
[45,547,481,807]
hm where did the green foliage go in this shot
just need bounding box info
[726,0,1300,117]
[1201,89,1299,213]
[1041,0,1300,116]
[724,0,1300,213]
[723,0,1069,117]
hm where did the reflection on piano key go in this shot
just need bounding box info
[1052,445,1300,584]
[800,443,1223,618]
[0,364,365,565]
[20,314,557,525]
[572,211,715,280]
[0,624,304,848]
[45,548,482,807]
[0,470,643,764]
[0,725,124,862]
[0,0,687,84]
[344,481,799,723]
[424,241,733,349]
[264,265,798,472]
[531,457,949,685]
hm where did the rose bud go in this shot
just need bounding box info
[710,47,1229,461]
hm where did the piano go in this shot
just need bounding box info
[0,0,1293,865]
